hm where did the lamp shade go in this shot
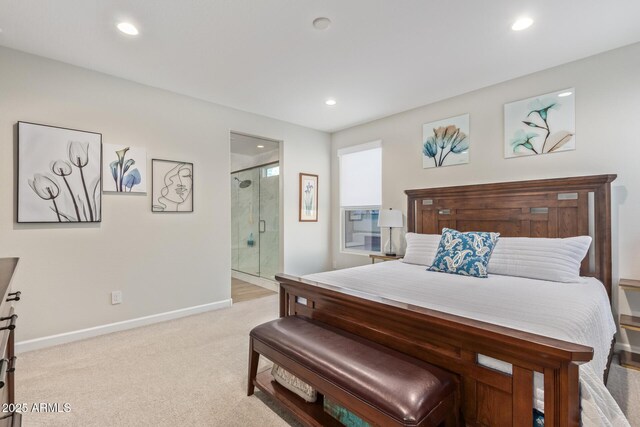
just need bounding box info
[377,208,403,228]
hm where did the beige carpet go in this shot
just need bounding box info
[17,295,298,427]
[16,295,640,426]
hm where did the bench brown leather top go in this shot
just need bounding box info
[251,316,456,425]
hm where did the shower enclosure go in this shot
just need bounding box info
[231,163,279,280]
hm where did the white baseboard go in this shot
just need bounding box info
[15,299,233,354]
[232,270,278,292]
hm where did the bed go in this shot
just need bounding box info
[275,174,627,427]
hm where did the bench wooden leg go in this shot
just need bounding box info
[247,338,260,396]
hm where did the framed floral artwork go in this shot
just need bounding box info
[299,173,318,222]
[151,159,193,212]
[422,114,470,168]
[505,88,575,158]
[103,144,147,193]
[17,121,102,223]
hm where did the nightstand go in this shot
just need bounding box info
[369,254,402,264]
[619,278,640,371]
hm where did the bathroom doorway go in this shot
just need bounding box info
[230,132,280,286]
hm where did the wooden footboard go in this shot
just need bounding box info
[276,274,593,427]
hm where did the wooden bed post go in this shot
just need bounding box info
[279,285,287,317]
[512,366,534,426]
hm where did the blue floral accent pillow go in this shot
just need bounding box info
[428,228,500,278]
[533,409,544,427]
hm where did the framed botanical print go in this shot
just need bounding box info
[103,144,147,193]
[299,173,318,222]
[504,88,575,158]
[151,159,193,212]
[17,121,102,223]
[422,114,470,168]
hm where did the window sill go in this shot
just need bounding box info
[339,249,381,257]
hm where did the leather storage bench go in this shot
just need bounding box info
[248,316,460,427]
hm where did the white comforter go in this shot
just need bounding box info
[302,261,629,426]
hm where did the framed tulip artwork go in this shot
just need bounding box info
[102,144,147,193]
[17,121,102,223]
[504,88,575,158]
[422,114,470,168]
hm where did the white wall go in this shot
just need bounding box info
[331,42,640,351]
[0,47,331,343]
[230,149,279,172]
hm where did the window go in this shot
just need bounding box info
[343,209,380,252]
[265,165,279,177]
[338,141,382,254]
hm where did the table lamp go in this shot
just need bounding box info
[377,208,403,256]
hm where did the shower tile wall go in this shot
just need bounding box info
[231,168,260,276]
[231,175,238,270]
[231,163,279,279]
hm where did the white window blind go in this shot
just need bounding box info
[338,141,382,207]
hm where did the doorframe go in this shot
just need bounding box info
[229,130,284,287]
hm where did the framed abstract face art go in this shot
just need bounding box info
[151,159,193,213]
[18,121,102,223]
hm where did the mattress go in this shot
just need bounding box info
[302,261,629,426]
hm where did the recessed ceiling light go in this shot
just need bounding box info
[117,22,139,36]
[257,145,264,148]
[558,91,573,97]
[313,17,332,30]
[325,99,337,106]
[511,17,533,31]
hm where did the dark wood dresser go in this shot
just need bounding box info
[0,258,20,427]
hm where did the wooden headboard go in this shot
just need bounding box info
[405,174,617,297]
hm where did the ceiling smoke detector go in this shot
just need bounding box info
[313,17,331,30]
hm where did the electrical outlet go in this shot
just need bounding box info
[111,291,123,305]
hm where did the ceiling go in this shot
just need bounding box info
[1,1,639,132]
[230,132,279,157]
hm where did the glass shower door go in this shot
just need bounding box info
[259,164,279,280]
[231,163,279,279]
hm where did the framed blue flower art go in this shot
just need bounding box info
[422,114,470,169]
[504,88,575,158]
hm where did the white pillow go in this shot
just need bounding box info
[487,236,592,283]
[401,233,441,266]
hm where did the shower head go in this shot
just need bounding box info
[234,177,252,188]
